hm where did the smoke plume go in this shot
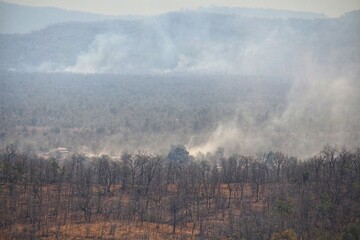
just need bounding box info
[187,56,360,158]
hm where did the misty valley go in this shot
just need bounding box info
[0,2,360,240]
[1,71,359,158]
[1,73,292,156]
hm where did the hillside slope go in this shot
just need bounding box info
[0,1,117,34]
[0,11,359,75]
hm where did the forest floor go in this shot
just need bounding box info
[0,221,198,239]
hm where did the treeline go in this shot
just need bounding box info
[0,145,359,239]
[0,72,289,154]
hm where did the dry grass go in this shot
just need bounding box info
[0,221,198,240]
[0,182,271,240]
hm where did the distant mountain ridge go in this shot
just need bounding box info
[0,1,330,34]
[0,10,359,75]
[0,2,359,75]
[193,6,327,19]
[0,1,117,34]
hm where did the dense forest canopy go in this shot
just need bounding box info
[0,73,288,155]
[1,71,359,157]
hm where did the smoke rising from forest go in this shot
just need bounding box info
[1,9,359,158]
[2,4,360,239]
[63,28,296,76]
[61,14,359,157]
[52,12,309,76]
[187,56,360,158]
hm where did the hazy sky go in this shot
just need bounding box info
[3,0,360,17]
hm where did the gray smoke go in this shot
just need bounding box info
[187,56,360,158]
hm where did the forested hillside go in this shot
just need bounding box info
[0,1,117,34]
[0,11,359,74]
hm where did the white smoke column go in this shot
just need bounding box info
[273,55,360,156]
[188,55,360,158]
[66,33,127,74]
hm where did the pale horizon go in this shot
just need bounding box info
[2,0,360,17]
